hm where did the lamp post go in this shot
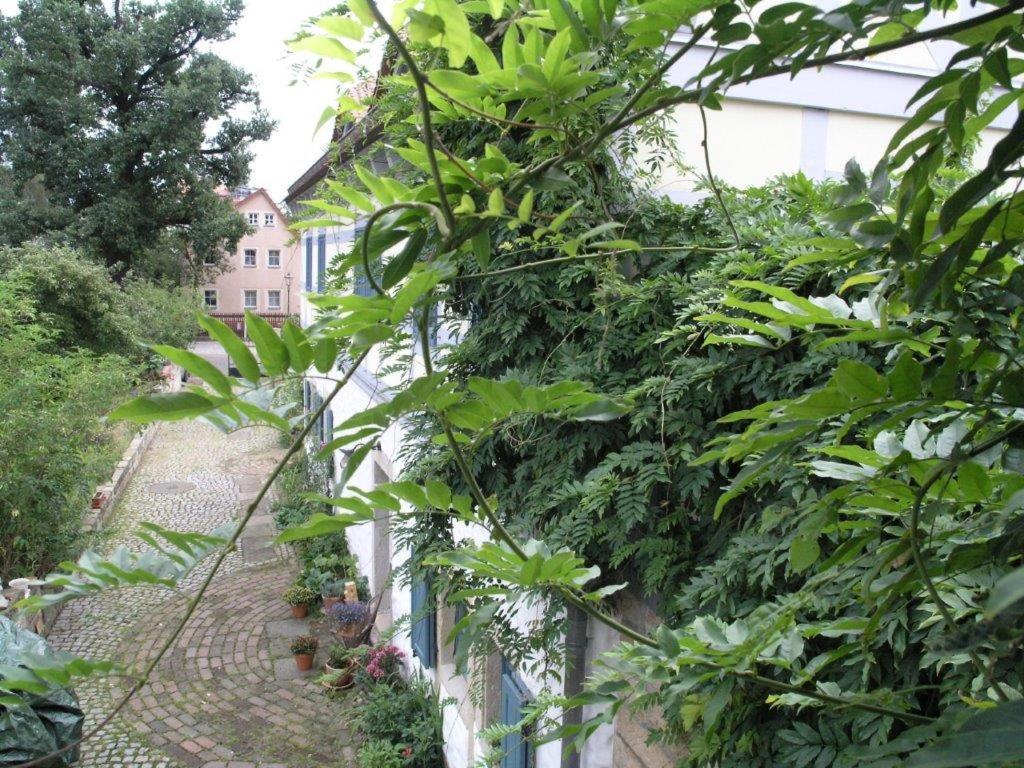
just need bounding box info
[284,271,293,315]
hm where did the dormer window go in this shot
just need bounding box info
[264,212,276,227]
[247,212,259,226]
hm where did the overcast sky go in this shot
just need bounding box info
[0,0,341,203]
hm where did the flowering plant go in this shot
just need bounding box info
[328,600,367,626]
[364,644,404,682]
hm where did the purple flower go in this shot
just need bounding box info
[328,600,368,626]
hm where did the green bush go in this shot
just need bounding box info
[0,244,199,365]
[272,452,367,597]
[0,279,133,580]
[356,740,405,768]
[353,676,441,768]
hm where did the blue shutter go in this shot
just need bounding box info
[304,236,313,292]
[410,573,435,667]
[500,659,532,768]
[317,233,327,293]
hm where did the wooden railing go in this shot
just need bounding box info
[204,312,298,338]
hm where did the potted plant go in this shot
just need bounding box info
[283,585,316,619]
[328,600,368,643]
[321,644,362,690]
[290,635,318,671]
[321,578,346,611]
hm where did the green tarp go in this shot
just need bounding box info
[0,617,82,767]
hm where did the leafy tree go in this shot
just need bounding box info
[0,0,273,277]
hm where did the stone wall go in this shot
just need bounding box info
[611,599,688,768]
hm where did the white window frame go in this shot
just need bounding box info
[264,212,276,227]
[203,289,218,310]
[242,289,258,311]
[243,248,257,268]
[247,212,259,226]
[267,249,281,268]
[267,289,282,311]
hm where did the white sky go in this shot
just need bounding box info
[0,0,341,203]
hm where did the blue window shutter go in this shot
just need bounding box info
[317,233,327,293]
[410,573,435,668]
[500,659,532,768]
[304,236,313,292]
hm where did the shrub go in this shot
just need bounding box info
[0,277,134,580]
[356,740,406,768]
[353,676,441,768]
[362,645,404,685]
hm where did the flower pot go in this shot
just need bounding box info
[290,604,309,619]
[294,653,314,671]
[323,662,355,690]
[322,594,342,612]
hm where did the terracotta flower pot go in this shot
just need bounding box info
[323,662,355,690]
[322,595,342,612]
[290,604,309,619]
[294,653,314,671]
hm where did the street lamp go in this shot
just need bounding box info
[284,271,292,315]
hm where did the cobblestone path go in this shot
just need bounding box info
[48,421,355,768]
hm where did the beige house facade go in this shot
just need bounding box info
[201,187,301,323]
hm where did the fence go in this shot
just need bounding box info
[205,313,298,338]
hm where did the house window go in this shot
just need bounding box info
[411,569,436,668]
[499,658,533,768]
[267,249,281,268]
[247,212,259,226]
[203,290,218,310]
[243,249,257,267]
[243,290,258,310]
[203,253,217,266]
[267,290,281,311]
[264,212,276,227]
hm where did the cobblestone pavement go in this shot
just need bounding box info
[48,421,355,768]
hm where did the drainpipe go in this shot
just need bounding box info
[562,603,588,768]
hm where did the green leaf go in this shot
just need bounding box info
[288,35,356,62]
[109,391,220,423]
[1000,371,1024,407]
[889,352,924,401]
[488,187,505,216]
[281,321,313,373]
[517,189,535,222]
[790,536,820,572]
[150,345,232,398]
[198,314,261,383]
[987,566,1024,618]
[906,701,1024,766]
[834,359,887,401]
[957,461,991,503]
[471,229,491,268]
[275,511,373,543]
[313,338,338,373]
[245,311,289,375]
[383,229,427,289]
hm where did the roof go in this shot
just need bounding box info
[220,186,291,227]
[284,55,394,208]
